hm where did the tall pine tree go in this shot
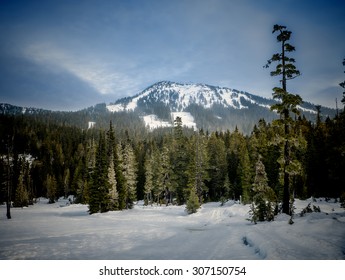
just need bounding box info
[144,147,155,205]
[171,117,189,204]
[107,154,118,210]
[186,131,209,204]
[107,122,126,210]
[207,132,227,201]
[157,145,174,205]
[121,142,137,209]
[46,174,57,204]
[265,24,303,215]
[88,131,110,214]
[106,121,122,210]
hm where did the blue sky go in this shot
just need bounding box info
[0,0,344,110]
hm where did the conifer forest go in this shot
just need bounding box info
[1,96,345,220]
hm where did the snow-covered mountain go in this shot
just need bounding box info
[107,81,273,112]
[0,81,337,134]
[107,81,330,132]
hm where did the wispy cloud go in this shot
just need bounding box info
[2,0,344,110]
[22,42,141,97]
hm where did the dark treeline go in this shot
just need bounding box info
[1,107,344,216]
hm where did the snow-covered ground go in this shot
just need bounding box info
[0,198,344,260]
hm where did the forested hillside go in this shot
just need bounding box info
[1,106,344,218]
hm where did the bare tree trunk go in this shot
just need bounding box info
[6,200,11,219]
[282,108,291,215]
[281,37,290,215]
[6,147,12,219]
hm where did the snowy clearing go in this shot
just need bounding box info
[142,114,172,130]
[0,198,344,260]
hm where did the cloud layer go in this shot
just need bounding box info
[1,0,344,110]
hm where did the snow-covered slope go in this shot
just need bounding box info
[142,114,172,130]
[142,112,197,131]
[1,81,337,133]
[106,81,332,132]
[107,81,272,113]
[0,197,344,260]
[106,81,277,131]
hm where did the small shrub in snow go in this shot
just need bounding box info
[220,196,227,206]
[300,202,321,217]
[312,205,321,212]
[300,203,312,217]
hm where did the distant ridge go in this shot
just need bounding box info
[0,81,338,134]
[0,103,51,115]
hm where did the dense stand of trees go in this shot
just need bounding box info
[1,105,344,217]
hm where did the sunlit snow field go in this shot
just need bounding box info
[1,198,344,260]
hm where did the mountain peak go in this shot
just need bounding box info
[104,81,272,131]
[107,81,269,114]
[1,81,335,134]
[105,81,337,132]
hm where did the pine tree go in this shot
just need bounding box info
[207,132,227,201]
[250,120,282,196]
[121,142,137,209]
[220,173,231,205]
[238,146,252,204]
[171,117,189,204]
[24,161,34,205]
[73,143,89,204]
[144,149,154,205]
[186,132,209,204]
[250,157,276,223]
[106,122,120,210]
[46,174,57,204]
[186,186,200,214]
[14,168,29,207]
[108,122,126,210]
[157,145,174,205]
[107,154,118,210]
[227,129,249,201]
[86,138,96,179]
[265,24,303,215]
[88,131,110,214]
[76,178,88,204]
